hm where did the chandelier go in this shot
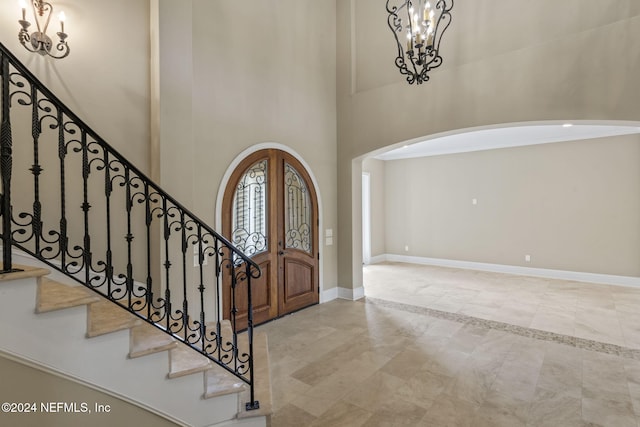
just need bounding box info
[18,0,70,59]
[386,0,453,84]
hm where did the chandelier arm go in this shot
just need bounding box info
[386,0,416,84]
[41,2,53,35]
[18,30,39,54]
[19,41,40,55]
[386,2,404,60]
[31,1,42,33]
[50,39,70,59]
[404,1,423,83]
[431,0,453,52]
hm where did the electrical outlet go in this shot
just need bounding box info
[193,243,208,267]
[404,245,409,252]
[525,254,531,262]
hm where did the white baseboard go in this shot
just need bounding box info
[368,254,387,265]
[338,286,364,301]
[321,286,365,302]
[320,287,338,303]
[372,254,640,289]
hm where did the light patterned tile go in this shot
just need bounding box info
[395,368,452,408]
[421,393,479,427]
[472,390,529,427]
[271,403,317,427]
[361,395,428,427]
[582,397,637,427]
[310,402,372,427]
[343,371,406,412]
[264,263,640,426]
[526,387,582,427]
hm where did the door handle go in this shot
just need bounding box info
[278,250,286,256]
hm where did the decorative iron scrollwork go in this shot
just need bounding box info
[0,42,261,409]
[386,0,454,84]
[284,163,312,253]
[231,159,267,258]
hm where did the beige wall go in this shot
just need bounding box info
[362,158,386,258]
[0,0,151,171]
[3,0,639,299]
[156,0,338,298]
[382,135,640,276]
[338,0,640,289]
[0,1,152,281]
[1,0,339,306]
[0,353,179,427]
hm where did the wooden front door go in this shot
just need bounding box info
[222,149,319,328]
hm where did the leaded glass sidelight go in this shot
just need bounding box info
[284,163,312,253]
[232,160,268,256]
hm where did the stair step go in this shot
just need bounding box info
[4,256,272,423]
[168,344,213,378]
[36,278,101,313]
[129,322,177,358]
[204,366,248,399]
[168,320,234,379]
[0,264,49,282]
[237,331,272,419]
[86,299,142,338]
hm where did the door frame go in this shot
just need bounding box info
[215,143,325,316]
[362,172,371,265]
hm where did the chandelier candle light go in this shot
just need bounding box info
[18,0,70,59]
[386,0,453,84]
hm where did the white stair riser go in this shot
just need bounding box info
[0,276,249,427]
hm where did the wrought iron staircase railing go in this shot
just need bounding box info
[0,41,261,410]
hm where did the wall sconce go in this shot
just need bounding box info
[18,0,70,59]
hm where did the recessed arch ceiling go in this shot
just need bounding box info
[375,123,640,161]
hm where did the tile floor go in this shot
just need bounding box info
[258,262,640,426]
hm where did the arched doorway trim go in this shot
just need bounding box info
[215,143,326,304]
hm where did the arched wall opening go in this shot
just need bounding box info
[358,120,640,293]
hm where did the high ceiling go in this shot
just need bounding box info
[375,123,640,161]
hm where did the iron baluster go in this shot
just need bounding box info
[0,51,18,273]
[80,130,91,285]
[104,149,113,298]
[29,83,43,257]
[215,237,222,362]
[0,41,261,409]
[124,167,134,309]
[180,210,188,341]
[144,181,152,320]
[245,261,259,410]
[231,262,238,376]
[57,107,67,271]
[162,195,172,333]
[197,225,206,352]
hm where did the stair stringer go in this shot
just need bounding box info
[0,274,262,427]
